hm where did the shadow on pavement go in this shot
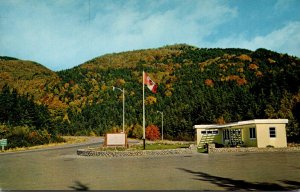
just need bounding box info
[178,168,300,191]
[69,181,90,191]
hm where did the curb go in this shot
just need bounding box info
[77,148,196,158]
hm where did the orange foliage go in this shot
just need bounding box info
[248,63,259,70]
[228,75,239,81]
[101,84,107,91]
[215,116,226,124]
[64,83,69,89]
[205,79,214,87]
[145,96,157,105]
[237,54,252,62]
[220,75,247,86]
[219,64,228,72]
[146,125,161,141]
[80,48,181,70]
[28,131,38,139]
[255,71,263,77]
[236,67,244,73]
[0,72,12,80]
[116,79,126,86]
[236,77,247,86]
[42,94,68,110]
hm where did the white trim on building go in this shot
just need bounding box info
[194,119,288,129]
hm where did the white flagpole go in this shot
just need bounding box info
[142,71,146,149]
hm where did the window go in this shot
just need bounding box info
[223,130,230,140]
[201,130,219,135]
[249,128,256,139]
[269,127,276,138]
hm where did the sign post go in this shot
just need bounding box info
[0,139,7,151]
[104,133,128,148]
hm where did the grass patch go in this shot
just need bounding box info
[94,146,127,151]
[93,141,192,151]
[62,136,89,144]
[137,143,190,150]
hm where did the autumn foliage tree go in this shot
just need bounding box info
[146,125,161,141]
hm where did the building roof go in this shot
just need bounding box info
[194,119,288,129]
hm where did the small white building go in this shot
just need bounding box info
[194,119,288,148]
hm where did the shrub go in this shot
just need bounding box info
[6,126,31,148]
[146,125,161,141]
[2,125,65,149]
[131,124,143,139]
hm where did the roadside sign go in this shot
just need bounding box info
[0,139,7,151]
[104,133,128,147]
[0,139,7,146]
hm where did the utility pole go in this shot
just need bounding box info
[113,86,125,133]
[157,111,164,140]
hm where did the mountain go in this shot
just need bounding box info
[1,45,300,141]
[0,56,59,100]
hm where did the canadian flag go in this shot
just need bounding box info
[143,72,158,93]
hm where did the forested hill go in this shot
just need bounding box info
[1,44,300,141]
[0,56,59,100]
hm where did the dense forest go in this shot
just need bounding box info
[0,84,63,148]
[1,44,299,143]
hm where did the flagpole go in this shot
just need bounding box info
[142,71,146,150]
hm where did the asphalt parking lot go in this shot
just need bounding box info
[1,142,300,191]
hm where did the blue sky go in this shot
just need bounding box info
[0,0,299,71]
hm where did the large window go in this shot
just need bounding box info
[201,130,219,135]
[249,128,256,139]
[269,127,276,138]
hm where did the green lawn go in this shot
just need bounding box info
[93,142,191,151]
[136,143,190,150]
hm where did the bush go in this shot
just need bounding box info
[131,124,143,139]
[126,124,143,139]
[6,126,31,148]
[146,125,161,141]
[2,125,65,149]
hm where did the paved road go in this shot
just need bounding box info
[0,138,300,190]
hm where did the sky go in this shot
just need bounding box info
[0,0,299,71]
